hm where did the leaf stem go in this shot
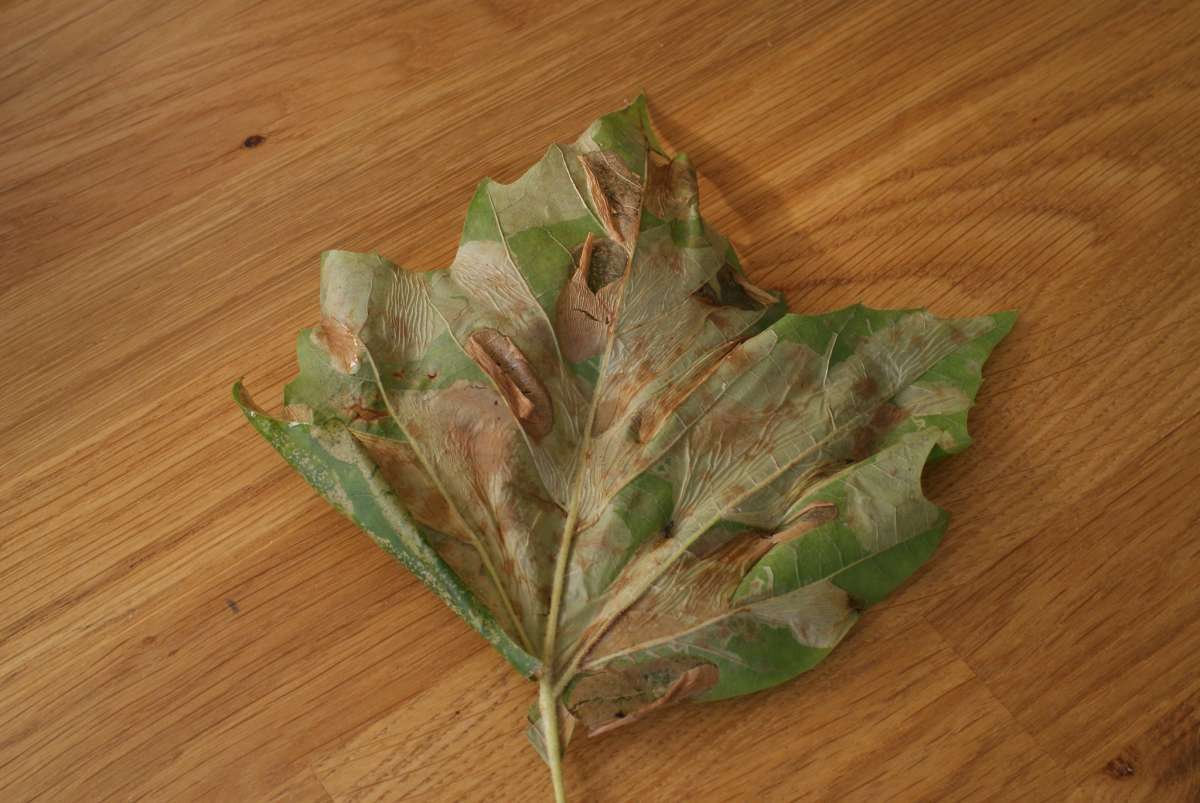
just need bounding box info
[540,232,603,669]
[539,154,650,802]
[539,677,568,803]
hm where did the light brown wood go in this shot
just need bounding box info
[3,1,1198,800]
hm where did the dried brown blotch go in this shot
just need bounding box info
[587,531,773,659]
[591,396,621,437]
[707,528,778,572]
[579,150,643,247]
[852,403,909,460]
[282,403,314,423]
[465,328,554,439]
[314,316,361,374]
[555,234,622,364]
[571,659,720,736]
[347,403,388,422]
[693,264,774,311]
[591,353,660,437]
[580,235,628,293]
[644,153,698,221]
[853,375,880,399]
[351,430,466,540]
[771,502,839,545]
[635,339,750,444]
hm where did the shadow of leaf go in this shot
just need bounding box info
[646,98,848,310]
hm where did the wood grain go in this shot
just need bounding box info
[2,0,1198,800]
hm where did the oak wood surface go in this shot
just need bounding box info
[2,1,1198,800]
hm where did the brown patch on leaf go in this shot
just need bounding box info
[314,317,362,374]
[465,328,554,439]
[347,403,388,422]
[351,430,466,540]
[852,375,879,399]
[555,234,622,363]
[771,502,839,545]
[591,664,718,735]
[579,150,642,246]
[591,396,622,437]
[587,531,773,660]
[571,660,719,736]
[282,404,313,423]
[581,235,628,293]
[851,403,909,460]
[644,153,698,220]
[710,529,778,571]
[635,339,748,444]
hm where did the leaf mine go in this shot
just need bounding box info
[237,96,1014,802]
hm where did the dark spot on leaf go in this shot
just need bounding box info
[579,150,642,245]
[348,403,387,422]
[427,370,438,379]
[853,375,879,398]
[1105,757,1135,778]
[391,370,405,379]
[851,403,909,459]
[693,264,773,310]
[242,134,266,149]
[660,520,675,539]
[573,237,627,293]
[225,598,240,614]
[613,711,625,719]
[465,328,554,439]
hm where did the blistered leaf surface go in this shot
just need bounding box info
[237,97,1013,790]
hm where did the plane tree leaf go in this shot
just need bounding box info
[236,96,1014,802]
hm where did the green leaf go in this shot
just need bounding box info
[234,383,539,676]
[237,95,1013,802]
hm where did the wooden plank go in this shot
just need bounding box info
[2,0,1198,800]
[1069,690,1200,803]
[313,608,1070,802]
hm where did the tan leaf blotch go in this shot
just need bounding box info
[465,328,554,440]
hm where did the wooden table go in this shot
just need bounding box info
[3,1,1198,800]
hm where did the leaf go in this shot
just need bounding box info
[236,96,1014,802]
